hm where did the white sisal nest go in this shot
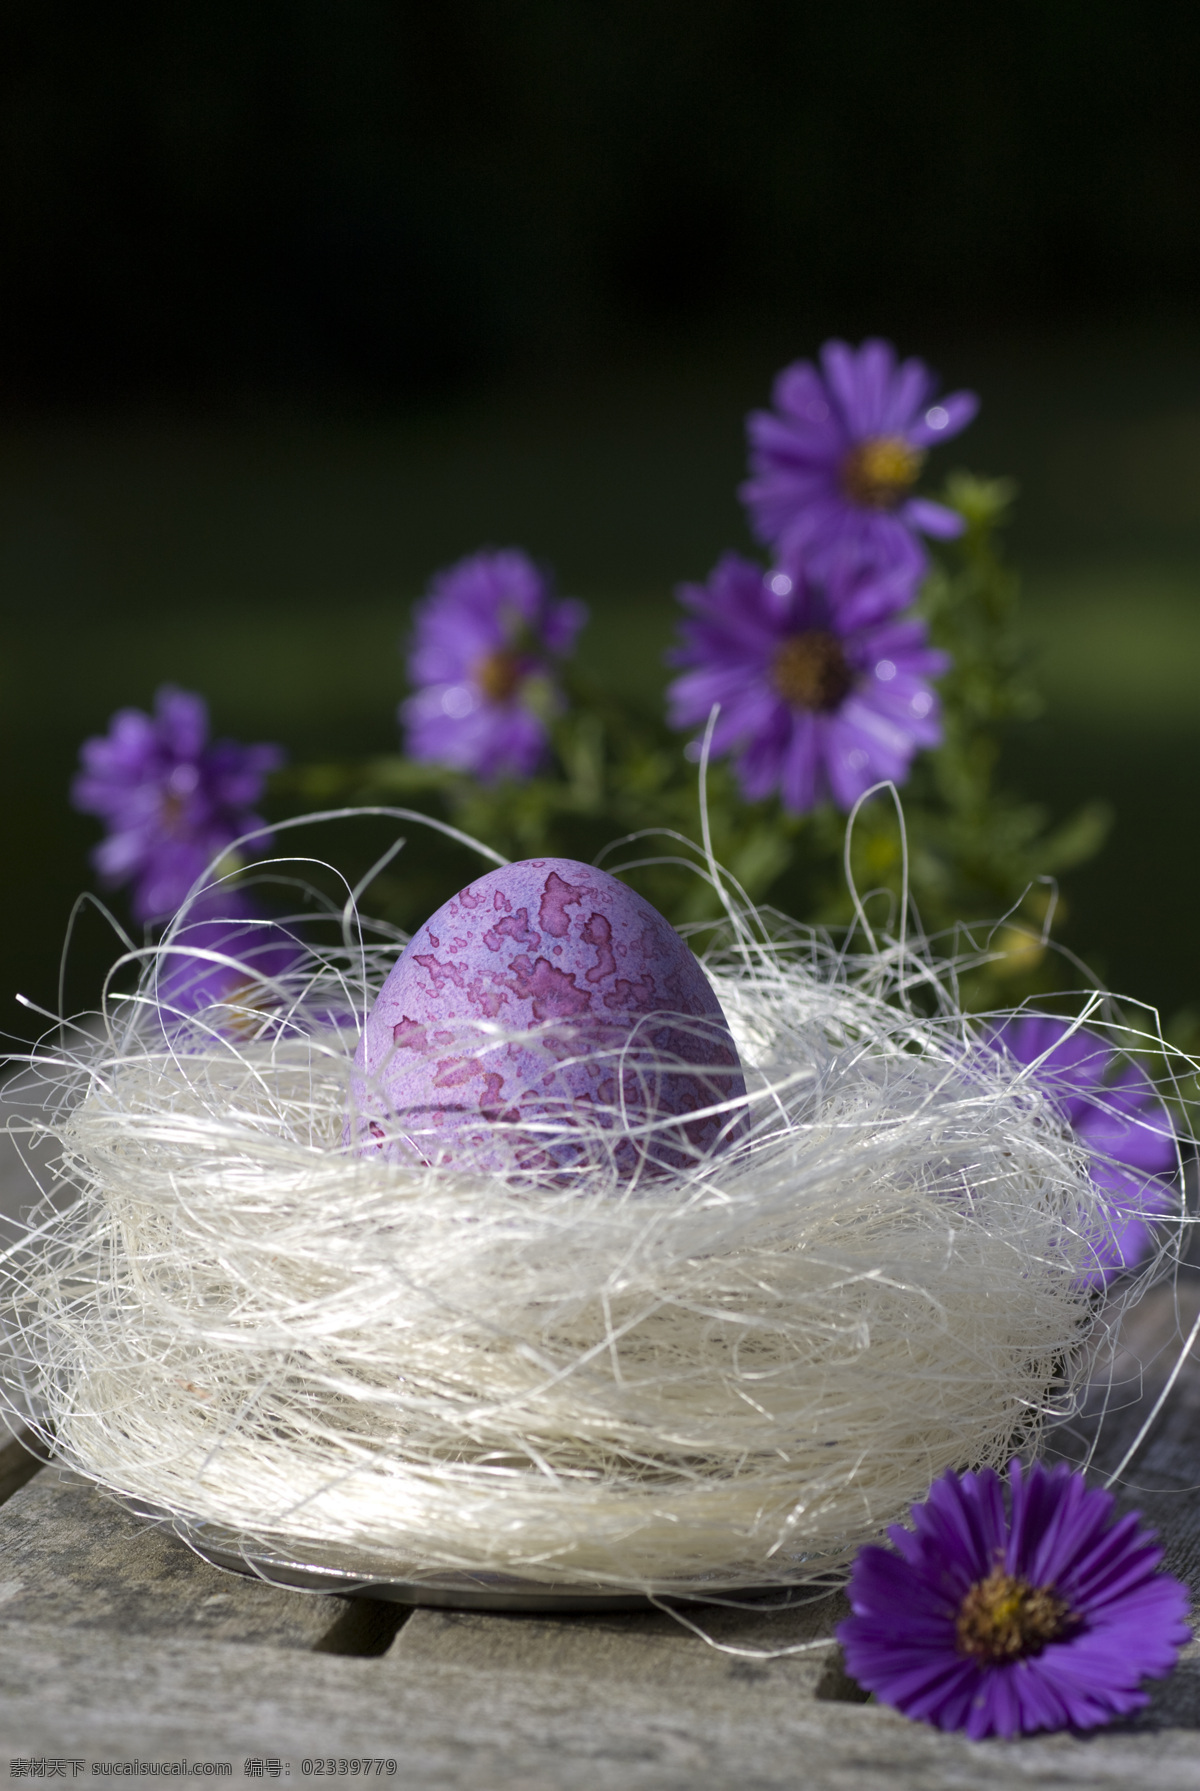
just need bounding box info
[0,812,1184,1595]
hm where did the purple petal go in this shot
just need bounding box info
[542,596,589,655]
[734,715,791,803]
[902,497,967,539]
[825,559,922,631]
[778,712,820,813]
[908,389,980,447]
[817,339,865,431]
[154,686,210,759]
[822,338,897,436]
[880,356,936,434]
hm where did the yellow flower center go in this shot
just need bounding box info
[841,435,925,508]
[771,631,853,711]
[955,1565,1076,1663]
[475,648,525,704]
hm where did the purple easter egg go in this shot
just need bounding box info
[351,858,746,1178]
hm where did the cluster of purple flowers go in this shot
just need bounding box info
[396,339,972,812]
[669,337,977,814]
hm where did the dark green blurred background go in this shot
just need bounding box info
[4,3,1200,1033]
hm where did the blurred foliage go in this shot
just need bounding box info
[278,472,1108,1010]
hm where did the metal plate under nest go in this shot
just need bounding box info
[147,1508,816,1613]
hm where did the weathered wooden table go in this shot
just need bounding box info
[1,1114,1198,1786]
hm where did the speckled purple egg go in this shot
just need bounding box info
[351,858,746,1177]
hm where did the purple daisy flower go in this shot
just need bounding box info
[72,686,284,924]
[666,552,947,814]
[839,1459,1190,1739]
[401,548,587,782]
[154,885,303,1023]
[741,338,979,582]
[990,1015,1177,1282]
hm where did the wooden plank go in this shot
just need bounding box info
[389,1589,857,1701]
[0,1468,357,1650]
[0,1620,1198,1786]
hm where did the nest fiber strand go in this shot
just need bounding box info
[0,873,1163,1594]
